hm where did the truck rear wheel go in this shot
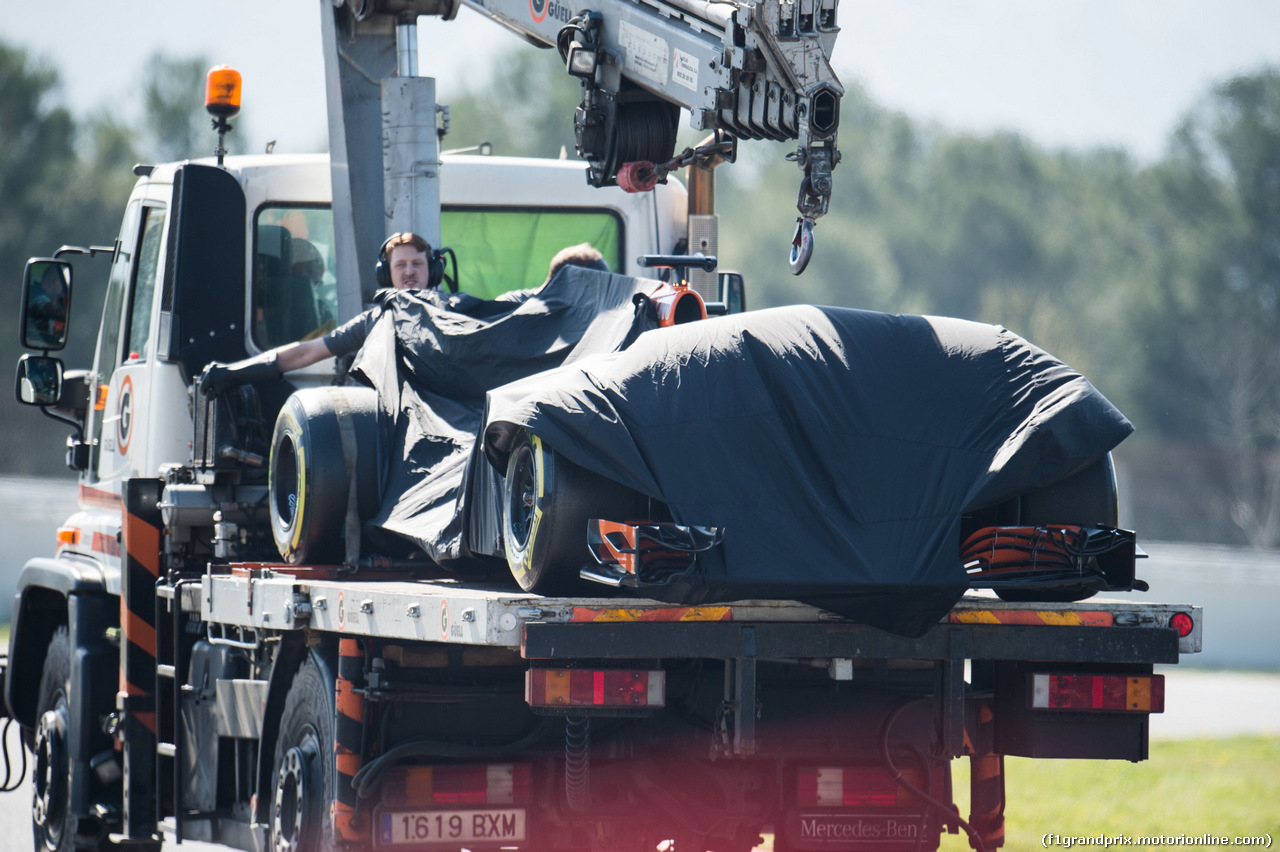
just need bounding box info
[270,387,380,564]
[502,430,646,594]
[271,659,338,852]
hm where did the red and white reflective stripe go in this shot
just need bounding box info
[1031,673,1165,713]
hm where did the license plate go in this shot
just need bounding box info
[786,812,927,849]
[378,809,526,846]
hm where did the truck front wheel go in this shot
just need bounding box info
[31,628,158,852]
[271,659,338,852]
[32,628,73,852]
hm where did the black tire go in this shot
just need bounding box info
[32,627,73,852]
[271,659,339,852]
[269,387,380,564]
[995,453,1119,603]
[30,629,158,852]
[1018,452,1119,529]
[502,431,647,594]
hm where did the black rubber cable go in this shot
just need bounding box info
[879,698,988,852]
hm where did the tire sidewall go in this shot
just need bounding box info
[32,628,73,852]
[271,659,338,852]
[500,431,648,594]
[503,433,552,591]
[269,388,378,565]
[270,399,312,563]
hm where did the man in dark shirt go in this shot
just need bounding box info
[202,236,611,393]
[202,232,435,392]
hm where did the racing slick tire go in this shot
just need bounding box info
[994,453,1119,603]
[502,430,647,594]
[269,387,380,565]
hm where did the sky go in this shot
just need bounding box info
[7,0,1280,163]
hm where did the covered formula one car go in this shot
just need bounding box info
[264,267,1138,637]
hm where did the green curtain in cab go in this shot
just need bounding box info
[440,208,622,299]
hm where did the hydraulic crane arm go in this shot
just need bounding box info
[323,0,842,276]
[463,0,843,272]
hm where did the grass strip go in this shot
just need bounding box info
[941,735,1280,851]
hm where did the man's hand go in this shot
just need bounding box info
[199,352,281,395]
[199,362,235,395]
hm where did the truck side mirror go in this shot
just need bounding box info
[718,271,746,314]
[16,354,64,407]
[21,259,73,351]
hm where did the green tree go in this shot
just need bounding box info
[0,45,155,477]
[0,45,87,477]
[1136,68,1280,546]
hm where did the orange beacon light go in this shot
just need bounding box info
[205,65,242,119]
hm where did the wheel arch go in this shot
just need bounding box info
[5,557,112,729]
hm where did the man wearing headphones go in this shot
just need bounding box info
[202,232,438,392]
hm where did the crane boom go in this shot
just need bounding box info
[321,0,842,280]
[462,0,843,272]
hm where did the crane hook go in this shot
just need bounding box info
[789,217,815,275]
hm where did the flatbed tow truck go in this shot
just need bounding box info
[3,1,1201,851]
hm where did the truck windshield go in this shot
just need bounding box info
[250,204,622,347]
[440,207,623,299]
[251,205,337,351]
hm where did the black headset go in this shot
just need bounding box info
[375,233,453,291]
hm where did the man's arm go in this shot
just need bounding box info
[200,309,368,395]
[275,337,334,373]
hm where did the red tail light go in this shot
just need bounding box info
[1031,673,1164,713]
[381,764,532,808]
[795,767,924,808]
[1169,612,1194,638]
[526,668,664,709]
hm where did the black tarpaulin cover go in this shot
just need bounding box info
[349,266,654,562]
[349,269,1132,637]
[481,305,1133,636]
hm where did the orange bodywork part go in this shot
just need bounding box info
[649,282,707,327]
[590,520,697,576]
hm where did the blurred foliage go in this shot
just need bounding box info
[0,46,232,478]
[2,36,1278,545]
[715,70,1280,545]
[441,45,582,160]
[140,54,249,163]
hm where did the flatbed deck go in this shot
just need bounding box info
[192,565,1201,663]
